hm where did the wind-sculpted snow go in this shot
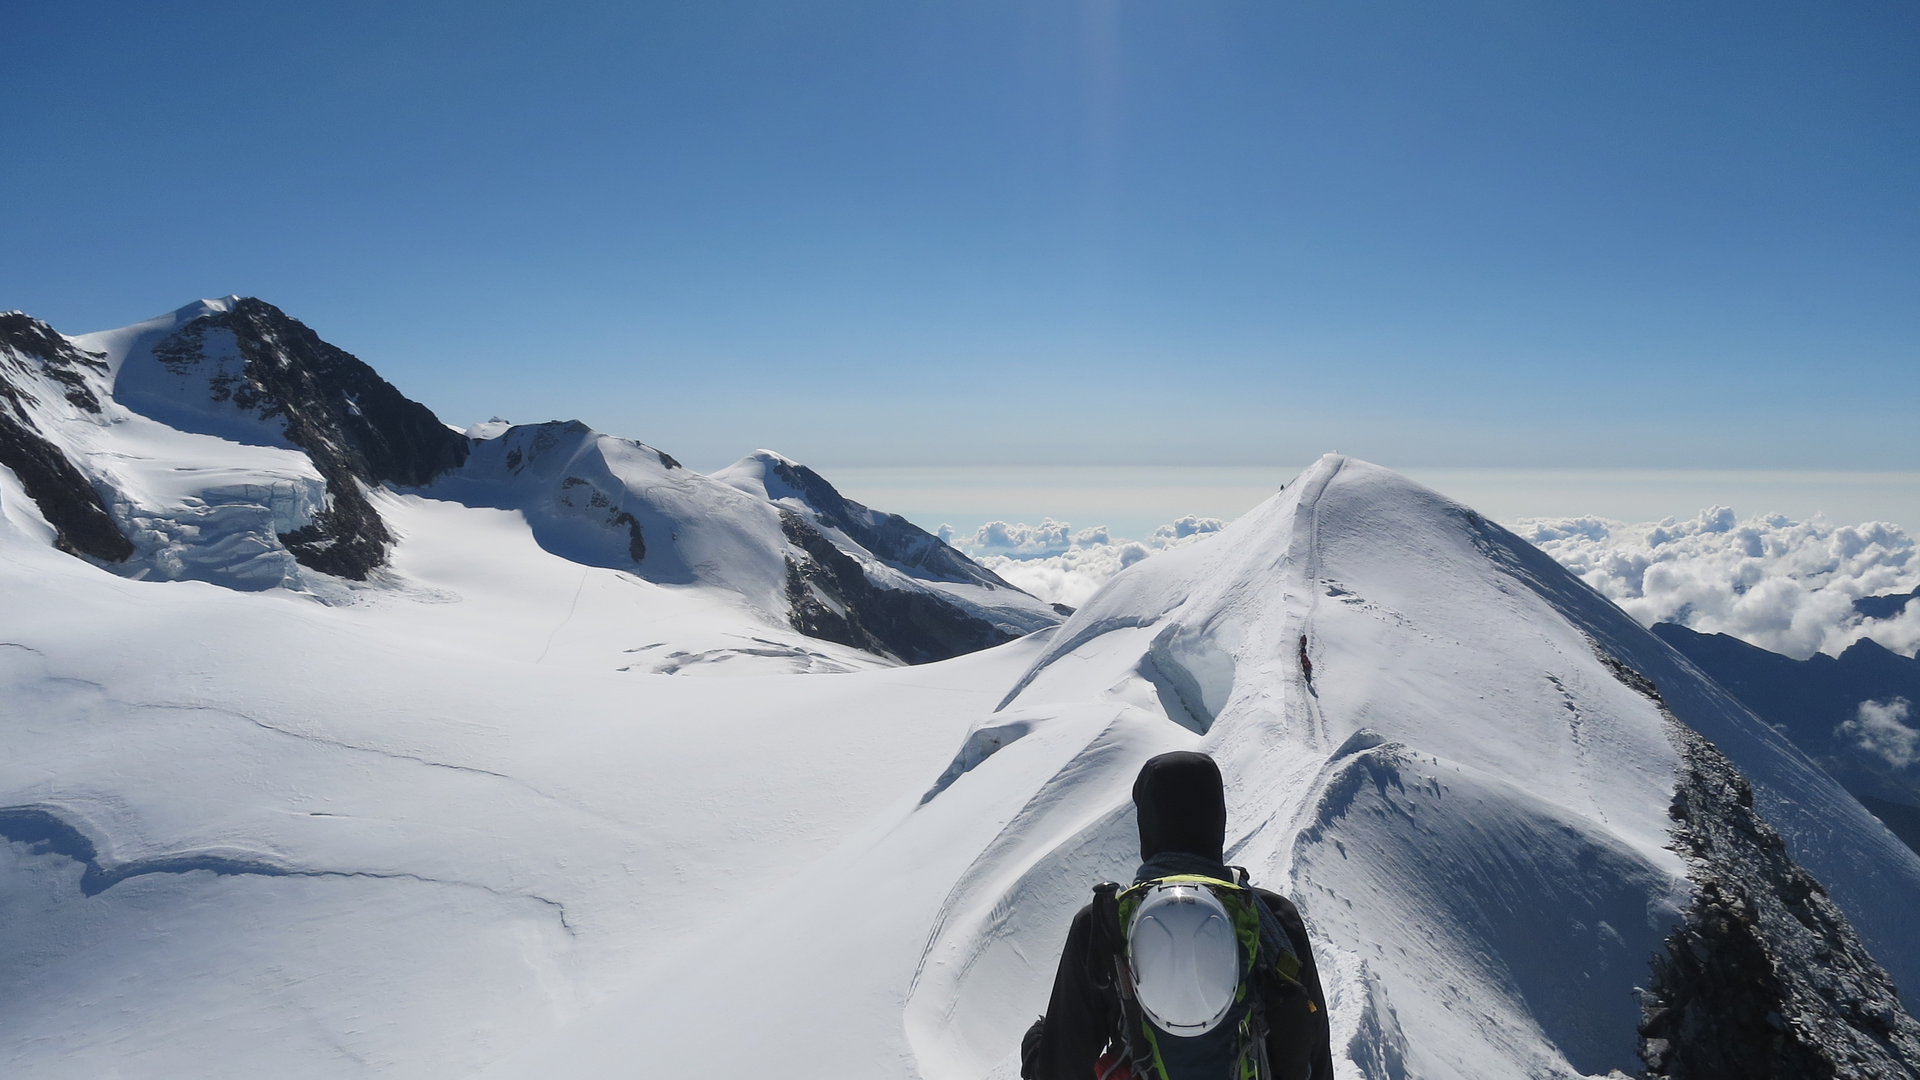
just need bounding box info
[1293,742,1686,1076]
[909,457,1698,1078]
[718,450,1023,591]
[0,298,1056,662]
[0,806,575,922]
[1451,499,1920,994]
[902,455,1920,1080]
[8,315,1920,1080]
[0,500,1046,1075]
[973,501,1920,665]
[429,422,1057,662]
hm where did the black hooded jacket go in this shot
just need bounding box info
[1021,753,1335,1080]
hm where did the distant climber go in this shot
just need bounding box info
[1020,752,1333,1080]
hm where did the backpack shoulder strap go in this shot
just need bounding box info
[1089,881,1169,1080]
[1087,881,1125,989]
[1225,868,1302,985]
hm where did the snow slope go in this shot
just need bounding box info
[425,430,1058,662]
[714,449,1063,634]
[1,302,328,590]
[895,455,1918,1080]
[0,463,1030,1075]
[7,298,1060,662]
[473,457,1920,1080]
[4,301,1918,1079]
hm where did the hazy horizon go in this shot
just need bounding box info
[825,464,1920,543]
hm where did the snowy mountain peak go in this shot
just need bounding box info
[7,384,1920,1079]
[437,422,1057,663]
[906,454,1920,1080]
[92,297,472,578]
[0,312,129,562]
[714,448,1023,591]
[172,294,241,320]
[0,311,112,417]
[3,298,1060,662]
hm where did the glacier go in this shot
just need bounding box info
[1,299,1917,1078]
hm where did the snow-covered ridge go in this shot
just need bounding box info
[901,457,1920,1080]
[953,503,1920,662]
[7,300,1919,1078]
[4,444,1918,1076]
[717,450,1030,592]
[0,311,131,563]
[1,297,1060,663]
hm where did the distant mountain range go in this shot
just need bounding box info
[1855,585,1920,621]
[3,299,1918,1077]
[0,296,1059,665]
[1655,622,1920,854]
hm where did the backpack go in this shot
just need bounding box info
[1087,869,1306,1080]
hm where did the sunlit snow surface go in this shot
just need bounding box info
[4,453,1918,1079]
[961,506,1920,662]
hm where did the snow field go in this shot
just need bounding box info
[0,469,1036,1077]
[5,299,1918,1080]
[901,459,1700,1079]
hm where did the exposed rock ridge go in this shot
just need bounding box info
[556,472,646,562]
[759,453,1019,589]
[0,312,109,414]
[1596,650,1920,1079]
[1856,587,1920,621]
[0,314,132,561]
[149,299,471,578]
[778,511,1022,664]
[1652,622,1920,852]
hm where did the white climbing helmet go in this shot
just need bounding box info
[1126,881,1241,1035]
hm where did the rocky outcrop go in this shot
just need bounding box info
[1653,622,1920,855]
[1642,722,1920,1079]
[780,511,1024,664]
[556,474,646,562]
[9,298,1054,656]
[1598,652,1920,1079]
[753,453,1020,588]
[143,299,471,578]
[0,312,109,415]
[0,314,132,562]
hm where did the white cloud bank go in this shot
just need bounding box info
[946,516,1226,610]
[1516,507,1920,660]
[951,503,1920,659]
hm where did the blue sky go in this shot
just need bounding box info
[8,1,1917,472]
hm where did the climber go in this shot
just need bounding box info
[1020,751,1334,1080]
